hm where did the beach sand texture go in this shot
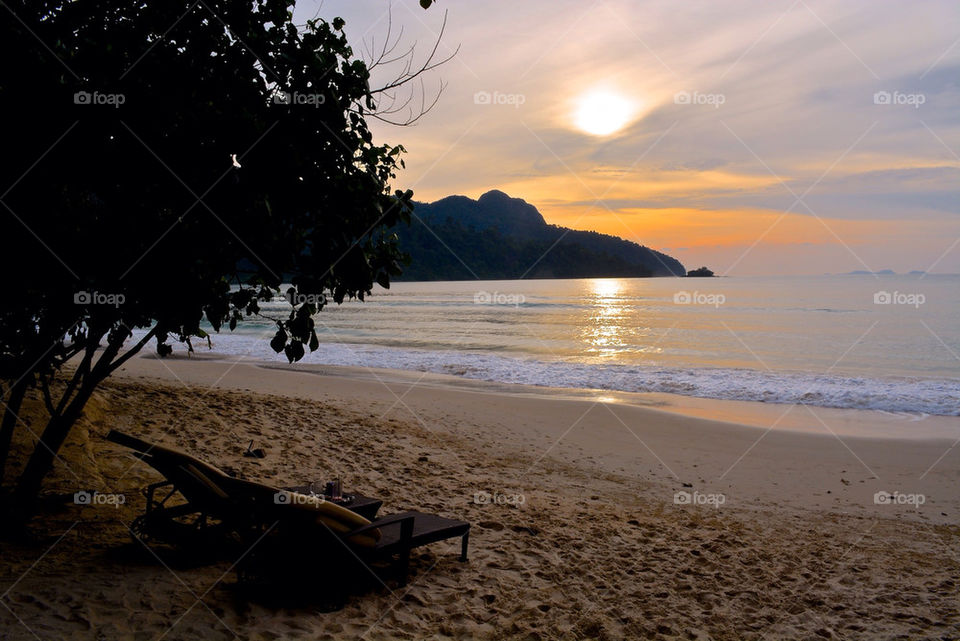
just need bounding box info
[0,355,957,640]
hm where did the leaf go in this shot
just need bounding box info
[284,340,305,363]
[270,328,287,353]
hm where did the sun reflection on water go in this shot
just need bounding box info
[583,279,626,355]
[578,279,665,361]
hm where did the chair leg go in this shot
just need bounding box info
[459,532,469,562]
[396,516,415,586]
[398,549,410,587]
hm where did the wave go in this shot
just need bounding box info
[140,332,960,416]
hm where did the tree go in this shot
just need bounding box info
[0,0,439,525]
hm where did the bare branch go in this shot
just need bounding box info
[358,9,456,126]
[368,77,446,126]
[366,7,408,72]
[106,324,160,374]
[369,11,457,95]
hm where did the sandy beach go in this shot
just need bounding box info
[1,353,958,640]
[7,0,960,638]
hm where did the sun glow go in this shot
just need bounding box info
[583,279,627,354]
[573,91,634,136]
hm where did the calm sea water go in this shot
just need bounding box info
[165,275,960,416]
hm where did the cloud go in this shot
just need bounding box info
[660,159,728,172]
[297,0,960,274]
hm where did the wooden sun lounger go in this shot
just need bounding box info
[107,430,469,586]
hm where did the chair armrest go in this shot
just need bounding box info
[350,512,415,539]
[106,430,153,453]
[144,480,174,505]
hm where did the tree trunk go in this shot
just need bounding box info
[10,383,97,526]
[5,326,158,528]
[0,379,29,487]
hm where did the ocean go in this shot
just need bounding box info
[150,275,960,416]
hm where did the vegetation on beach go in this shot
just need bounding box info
[0,0,439,523]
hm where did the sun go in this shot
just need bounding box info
[574,91,634,136]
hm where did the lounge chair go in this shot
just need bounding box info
[106,430,470,586]
[106,430,263,549]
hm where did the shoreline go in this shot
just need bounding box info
[144,350,960,441]
[116,353,960,525]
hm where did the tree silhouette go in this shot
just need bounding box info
[0,0,438,524]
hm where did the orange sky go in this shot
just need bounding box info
[306,1,960,275]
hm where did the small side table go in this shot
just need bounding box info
[284,485,383,521]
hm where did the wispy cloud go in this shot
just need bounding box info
[299,0,960,274]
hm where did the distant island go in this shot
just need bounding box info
[394,190,685,280]
[823,270,942,276]
[686,266,715,277]
[846,269,897,275]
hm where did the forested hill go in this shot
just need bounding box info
[394,190,685,280]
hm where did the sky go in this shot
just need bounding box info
[295,0,960,275]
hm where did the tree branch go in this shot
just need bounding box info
[368,11,456,94]
[106,325,160,375]
[359,9,456,126]
[54,335,99,417]
[40,378,56,418]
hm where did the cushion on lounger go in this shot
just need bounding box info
[280,491,382,548]
[183,463,230,500]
